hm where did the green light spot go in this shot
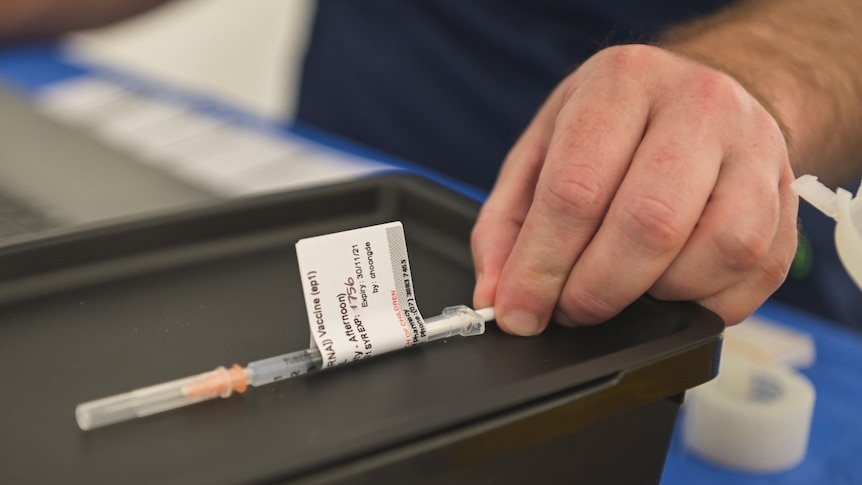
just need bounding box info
[790,229,813,280]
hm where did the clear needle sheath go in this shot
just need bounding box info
[76,305,494,430]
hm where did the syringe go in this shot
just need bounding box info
[76,305,495,430]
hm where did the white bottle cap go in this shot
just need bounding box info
[792,174,862,290]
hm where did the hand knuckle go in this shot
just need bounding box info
[714,227,771,271]
[539,166,606,221]
[620,194,683,253]
[763,256,792,289]
[685,69,748,116]
[753,109,789,152]
[762,240,796,289]
[599,44,656,75]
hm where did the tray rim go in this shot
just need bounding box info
[0,173,724,483]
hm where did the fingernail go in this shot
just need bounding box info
[502,310,542,336]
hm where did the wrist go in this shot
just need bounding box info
[659,34,804,171]
[656,1,862,186]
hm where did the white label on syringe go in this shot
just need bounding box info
[296,221,426,368]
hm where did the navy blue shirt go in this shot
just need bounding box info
[297,0,861,328]
[298,0,729,189]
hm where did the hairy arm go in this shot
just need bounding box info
[662,0,862,186]
[0,0,171,42]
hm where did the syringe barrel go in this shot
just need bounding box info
[246,348,323,387]
[76,307,494,430]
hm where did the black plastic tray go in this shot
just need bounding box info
[0,174,722,484]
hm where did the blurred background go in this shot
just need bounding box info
[68,0,314,121]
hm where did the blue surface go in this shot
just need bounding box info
[0,42,490,204]
[661,301,862,485]
[0,42,87,93]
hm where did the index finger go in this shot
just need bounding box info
[491,77,651,335]
[471,86,564,310]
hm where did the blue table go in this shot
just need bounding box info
[662,301,862,485]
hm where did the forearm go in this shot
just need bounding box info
[0,0,171,42]
[661,0,862,186]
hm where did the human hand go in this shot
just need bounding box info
[471,44,798,335]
